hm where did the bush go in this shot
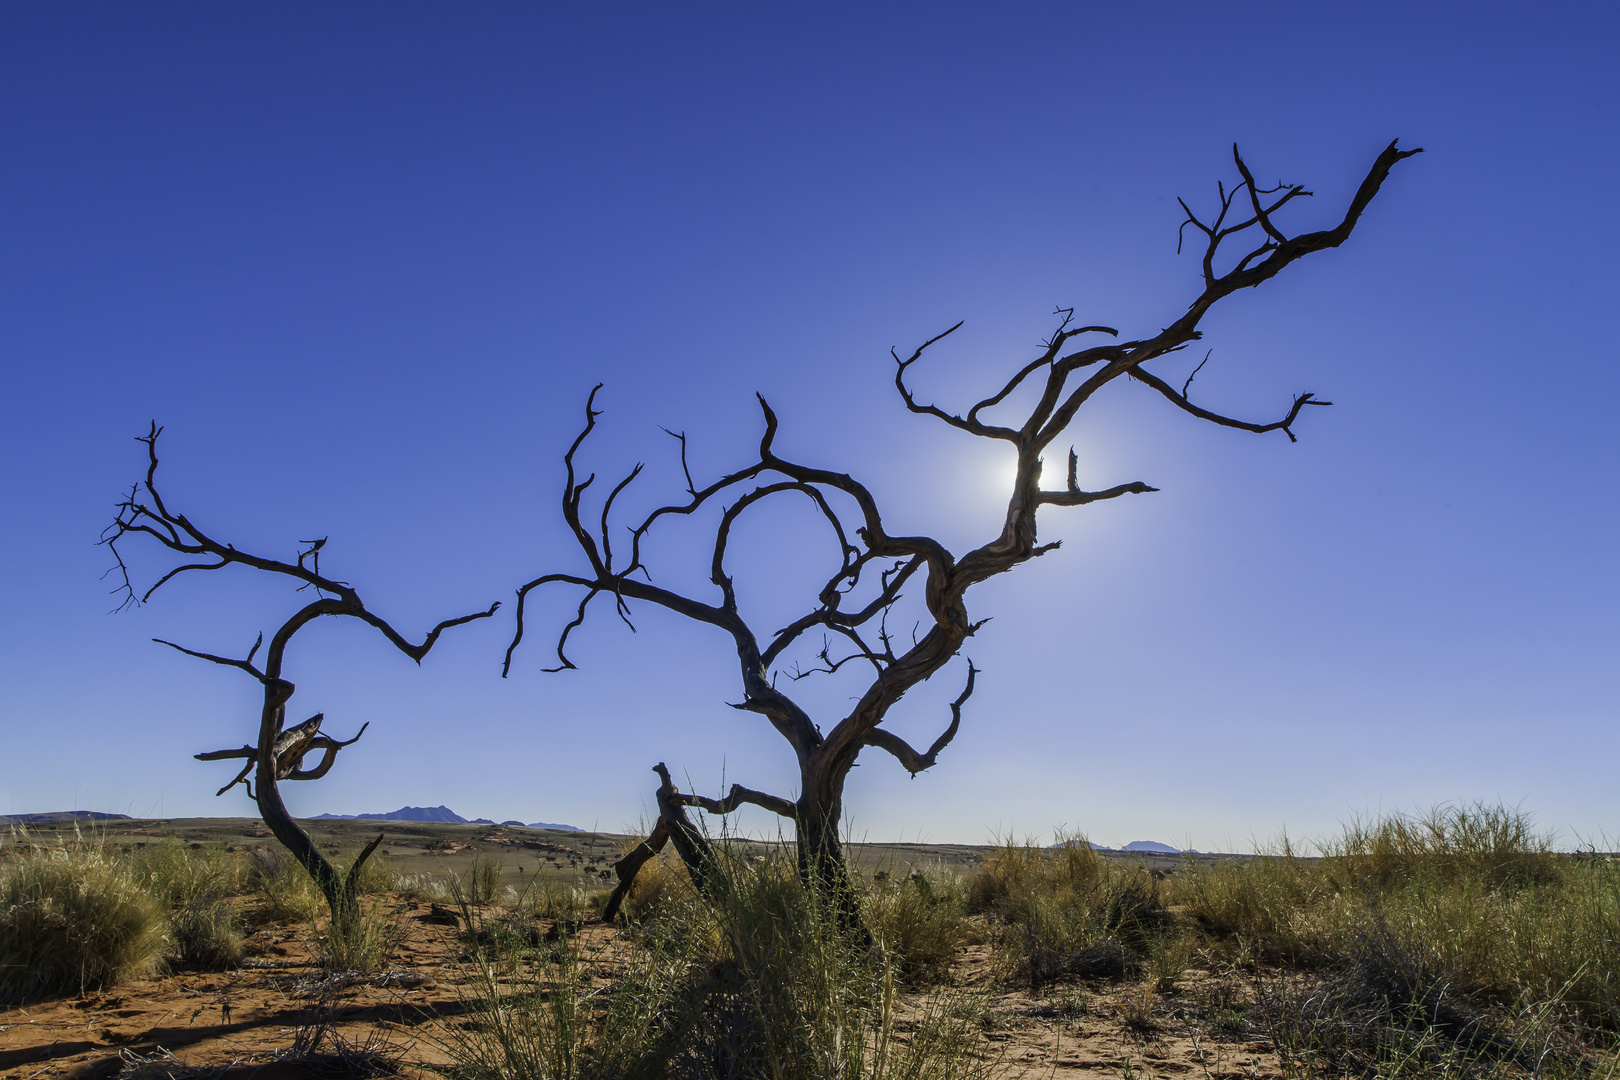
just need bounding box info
[0,848,168,1004]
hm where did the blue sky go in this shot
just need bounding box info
[1,3,1615,850]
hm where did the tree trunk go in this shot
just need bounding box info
[796,760,867,937]
[252,681,381,930]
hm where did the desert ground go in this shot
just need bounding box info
[1,817,1272,1080]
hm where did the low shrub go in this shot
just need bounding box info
[0,847,168,1004]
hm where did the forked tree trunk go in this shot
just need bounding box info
[253,678,383,929]
[607,759,869,938]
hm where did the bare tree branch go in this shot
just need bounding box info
[155,635,269,680]
[673,782,799,821]
[1036,448,1160,507]
[1127,366,1330,442]
[862,662,976,776]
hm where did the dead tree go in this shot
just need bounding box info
[102,424,499,925]
[508,140,1421,916]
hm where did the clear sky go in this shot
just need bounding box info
[2,3,1615,852]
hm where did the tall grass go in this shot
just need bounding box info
[461,854,504,905]
[132,840,246,971]
[440,848,993,1079]
[0,846,168,1004]
[1177,805,1620,1030]
[864,867,970,986]
[1174,804,1620,1077]
[316,897,399,973]
[245,844,323,923]
[132,840,243,906]
[964,834,1173,986]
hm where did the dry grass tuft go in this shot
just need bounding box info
[965,834,1174,987]
[0,846,168,1004]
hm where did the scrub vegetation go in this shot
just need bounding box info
[2,805,1616,1079]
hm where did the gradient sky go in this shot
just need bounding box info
[2,3,1615,852]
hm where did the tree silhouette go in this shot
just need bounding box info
[509,140,1421,917]
[103,424,499,926]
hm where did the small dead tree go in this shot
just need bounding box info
[508,140,1421,917]
[102,424,499,925]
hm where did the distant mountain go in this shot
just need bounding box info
[1122,840,1185,854]
[313,805,467,823]
[309,806,580,830]
[0,811,131,825]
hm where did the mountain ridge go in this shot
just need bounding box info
[311,805,580,830]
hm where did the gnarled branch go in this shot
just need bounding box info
[862,663,976,776]
[1127,366,1329,443]
[673,782,799,821]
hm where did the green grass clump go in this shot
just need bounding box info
[617,847,694,922]
[316,896,399,973]
[0,847,168,1004]
[129,839,247,971]
[350,850,396,896]
[965,834,1173,986]
[463,854,505,905]
[1177,805,1620,1031]
[244,845,322,923]
[865,866,970,985]
[169,897,245,971]
[132,839,242,906]
[1175,804,1620,1077]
